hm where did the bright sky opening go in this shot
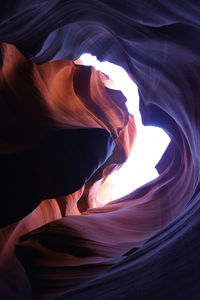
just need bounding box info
[79,54,170,202]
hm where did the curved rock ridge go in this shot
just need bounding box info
[0,41,135,298]
[0,1,200,299]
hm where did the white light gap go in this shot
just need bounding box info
[79,54,170,202]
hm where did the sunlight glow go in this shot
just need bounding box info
[80,54,170,201]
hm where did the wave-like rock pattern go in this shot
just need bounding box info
[0,1,200,299]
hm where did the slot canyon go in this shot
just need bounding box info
[0,1,200,299]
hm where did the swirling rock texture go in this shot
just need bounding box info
[0,1,200,299]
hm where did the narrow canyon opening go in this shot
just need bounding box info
[78,54,170,204]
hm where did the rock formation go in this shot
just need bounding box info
[0,1,200,299]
